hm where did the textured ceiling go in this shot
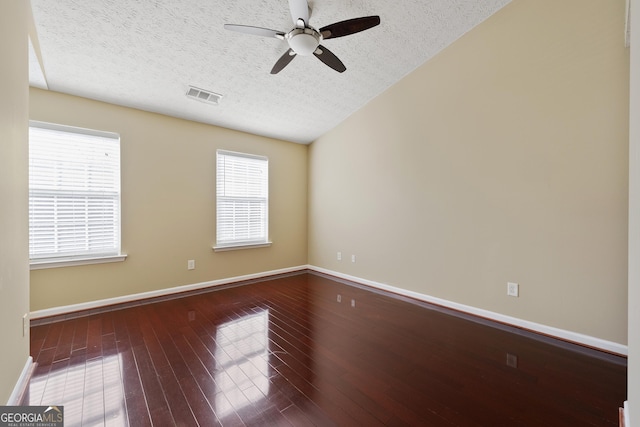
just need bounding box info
[29,0,511,144]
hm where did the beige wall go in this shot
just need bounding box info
[29,89,308,311]
[0,0,30,403]
[309,0,629,344]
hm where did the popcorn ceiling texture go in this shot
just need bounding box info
[29,0,511,144]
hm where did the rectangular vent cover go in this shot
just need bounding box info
[186,86,223,105]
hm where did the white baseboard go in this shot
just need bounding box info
[7,356,33,405]
[308,266,628,356]
[30,265,308,320]
[28,264,628,356]
[625,401,631,427]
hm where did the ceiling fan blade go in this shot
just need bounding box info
[271,49,297,74]
[224,24,285,39]
[288,0,310,26]
[313,45,346,73]
[319,16,381,40]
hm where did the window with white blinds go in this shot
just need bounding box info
[29,122,122,264]
[216,150,269,249]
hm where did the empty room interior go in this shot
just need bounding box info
[1,0,639,425]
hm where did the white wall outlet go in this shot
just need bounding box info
[337,252,342,261]
[337,294,342,303]
[22,313,29,337]
[351,299,356,308]
[507,282,519,297]
[506,353,518,368]
[187,259,195,270]
[351,255,356,263]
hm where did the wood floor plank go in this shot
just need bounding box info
[124,394,152,427]
[130,343,170,424]
[154,362,200,427]
[117,342,152,426]
[101,310,115,337]
[71,316,88,355]
[280,403,316,427]
[24,272,626,426]
[40,359,71,407]
[41,321,63,351]
[102,345,129,427]
[86,315,104,360]
[82,357,106,426]
[177,374,222,427]
[52,320,76,363]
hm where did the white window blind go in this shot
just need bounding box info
[29,122,121,262]
[216,150,269,248]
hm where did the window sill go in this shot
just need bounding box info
[30,254,128,270]
[213,242,272,252]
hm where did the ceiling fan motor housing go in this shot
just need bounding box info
[286,28,321,56]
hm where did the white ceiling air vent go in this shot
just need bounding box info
[186,86,223,105]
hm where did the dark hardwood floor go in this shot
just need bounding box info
[23,271,627,426]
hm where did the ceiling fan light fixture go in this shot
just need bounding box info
[223,0,380,73]
[286,28,320,56]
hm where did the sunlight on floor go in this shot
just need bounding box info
[215,309,270,419]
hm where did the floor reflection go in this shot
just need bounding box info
[26,273,626,426]
[27,354,127,427]
[214,309,270,419]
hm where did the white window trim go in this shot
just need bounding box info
[30,254,127,270]
[28,121,125,268]
[213,241,272,252]
[216,149,270,250]
[30,120,119,139]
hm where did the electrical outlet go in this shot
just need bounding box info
[337,252,342,261]
[506,353,518,368]
[507,282,519,297]
[351,255,356,263]
[351,299,356,308]
[187,259,195,270]
[22,313,29,337]
[337,294,342,303]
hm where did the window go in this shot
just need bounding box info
[29,121,125,268]
[215,150,269,250]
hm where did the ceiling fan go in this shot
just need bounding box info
[224,0,380,74]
